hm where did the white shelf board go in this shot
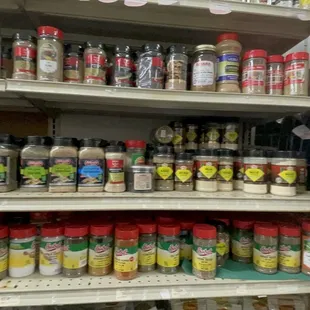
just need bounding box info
[0,272,309,307]
[0,190,310,212]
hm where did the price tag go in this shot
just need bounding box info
[209,2,231,14]
[0,296,20,306]
[158,0,178,5]
[124,0,147,6]
[297,13,310,21]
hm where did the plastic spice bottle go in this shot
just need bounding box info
[127,165,155,193]
[217,149,234,191]
[39,223,64,276]
[253,224,278,274]
[64,43,84,83]
[233,150,244,190]
[221,123,239,150]
[279,225,301,274]
[0,225,8,280]
[9,225,36,278]
[216,33,242,93]
[192,224,217,280]
[88,223,113,276]
[266,55,284,95]
[174,153,194,191]
[284,52,309,96]
[114,224,139,280]
[180,221,194,262]
[171,122,185,153]
[232,220,254,264]
[302,220,310,275]
[12,33,36,80]
[242,49,267,94]
[125,140,146,169]
[157,223,180,274]
[137,221,156,272]
[63,225,88,278]
[213,219,230,267]
[185,124,199,151]
[296,151,307,193]
[201,123,221,149]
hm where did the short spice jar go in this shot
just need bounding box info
[0,225,8,280]
[253,224,278,275]
[233,150,244,190]
[266,55,284,95]
[180,220,194,262]
[302,220,310,275]
[88,223,113,276]
[9,224,36,278]
[278,225,301,274]
[63,225,88,278]
[157,223,180,274]
[192,224,217,280]
[174,152,194,191]
[221,123,239,150]
[296,151,307,193]
[125,140,146,168]
[127,165,155,193]
[39,223,64,276]
[217,149,234,191]
[114,224,139,280]
[63,43,84,83]
[201,123,221,149]
[185,124,199,151]
[171,122,185,153]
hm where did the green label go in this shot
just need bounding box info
[232,231,253,243]
[10,240,35,251]
[21,159,48,187]
[0,156,8,184]
[49,157,77,186]
[131,153,145,165]
[64,240,88,252]
[180,234,193,245]
[158,241,179,252]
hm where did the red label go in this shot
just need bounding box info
[85,54,105,67]
[107,159,123,169]
[266,68,283,91]
[152,57,163,68]
[115,57,133,69]
[65,56,79,67]
[14,46,36,59]
[284,61,306,86]
[242,64,266,87]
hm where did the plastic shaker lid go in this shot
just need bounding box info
[267,55,284,63]
[10,224,36,239]
[193,224,216,239]
[233,220,254,230]
[105,145,125,153]
[255,224,278,237]
[302,220,310,232]
[176,152,193,160]
[243,49,268,61]
[217,33,239,43]
[115,45,131,54]
[37,26,64,40]
[90,223,113,236]
[285,52,309,63]
[0,225,8,238]
[115,224,139,240]
[217,148,234,157]
[180,220,195,231]
[41,223,64,237]
[167,45,187,55]
[137,222,157,234]
[279,225,300,237]
[158,223,180,236]
[64,225,89,237]
[13,32,36,43]
[154,145,174,155]
[125,140,146,149]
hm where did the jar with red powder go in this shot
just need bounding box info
[266,55,284,95]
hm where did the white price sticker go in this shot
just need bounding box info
[209,2,231,14]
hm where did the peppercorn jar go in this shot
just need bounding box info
[63,225,88,278]
[242,49,267,94]
[192,224,217,280]
[165,45,188,90]
[302,220,310,275]
[0,225,8,280]
[175,152,194,191]
[266,55,284,95]
[137,43,164,89]
[217,149,234,191]
[64,44,84,83]
[88,223,113,276]
[12,33,37,80]
[180,221,194,262]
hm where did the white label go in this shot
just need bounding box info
[124,0,147,6]
[40,60,57,73]
[192,61,214,86]
[134,173,152,190]
[209,2,231,14]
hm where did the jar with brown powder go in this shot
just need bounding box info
[64,44,84,83]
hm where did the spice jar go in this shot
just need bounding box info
[64,43,84,83]
[39,223,64,276]
[253,224,278,274]
[266,55,284,95]
[88,223,113,276]
[137,43,164,89]
[154,145,174,191]
[191,45,217,91]
[0,225,8,280]
[270,151,297,197]
[84,41,107,85]
[194,149,218,192]
[157,223,180,274]
[12,33,36,80]
[127,165,155,193]
[232,220,254,264]
[165,45,188,90]
[49,137,77,193]
[185,124,199,151]
[175,152,194,191]
[192,224,217,280]
[9,225,36,278]
[202,123,221,149]
[105,145,126,193]
[137,221,156,272]
[1,46,12,79]
[114,224,139,280]
[302,220,310,275]
[214,219,230,267]
[180,221,194,262]
[216,33,242,93]
[233,150,244,190]
[153,125,174,145]
[284,52,309,96]
[243,149,268,194]
[37,26,63,82]
[125,140,146,168]
[279,225,301,274]
[221,123,239,150]
[242,49,267,94]
[217,149,234,191]
[171,122,185,153]
[296,151,307,193]
[63,225,88,278]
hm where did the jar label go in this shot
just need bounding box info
[284,61,305,87]
[0,156,9,185]
[224,131,238,143]
[192,60,214,86]
[157,241,179,268]
[186,130,197,142]
[233,159,244,180]
[14,46,36,75]
[244,164,267,183]
[114,245,138,272]
[88,240,113,269]
[302,235,310,271]
[175,164,193,183]
[20,159,48,188]
[138,241,156,266]
[40,240,63,273]
[85,54,106,82]
[205,128,220,143]
[253,242,278,269]
[78,159,104,187]
[113,57,133,86]
[271,164,297,186]
[297,165,307,185]
[130,153,145,165]
[192,244,216,272]
[196,160,218,180]
[242,64,266,87]
[172,134,183,145]
[216,54,239,82]
[180,233,193,261]
[106,159,124,184]
[137,56,164,88]
[232,231,253,258]
[156,163,173,180]
[39,43,58,73]
[216,240,227,256]
[9,240,35,268]
[266,67,283,92]
[0,245,8,273]
[134,173,152,191]
[64,56,81,82]
[49,157,77,186]
[217,164,233,182]
[63,241,88,269]
[279,243,300,268]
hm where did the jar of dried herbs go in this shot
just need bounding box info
[175,152,194,191]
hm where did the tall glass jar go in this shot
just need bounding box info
[175,152,194,191]
[64,44,84,83]
[217,149,234,191]
[221,123,239,150]
[266,55,284,95]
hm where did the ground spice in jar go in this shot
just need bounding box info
[302,220,310,275]
[266,55,284,95]
[64,44,84,83]
[253,224,278,274]
[192,224,217,280]
[233,150,244,190]
[0,225,8,280]
[221,123,239,150]
[217,149,234,191]
[175,152,194,191]
[180,221,194,262]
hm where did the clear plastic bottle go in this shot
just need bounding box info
[266,55,284,95]
[180,220,194,262]
[64,43,84,83]
[0,225,8,280]
[217,149,234,191]
[112,45,133,87]
[175,153,194,191]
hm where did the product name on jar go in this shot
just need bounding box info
[115,248,129,256]
[94,244,110,253]
[27,161,45,166]
[168,244,179,253]
[260,246,277,254]
[141,243,155,252]
[279,244,291,252]
[240,237,251,244]
[196,246,213,256]
[54,159,73,164]
[84,160,100,166]
[45,242,62,252]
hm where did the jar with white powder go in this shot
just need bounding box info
[217,149,234,191]
[270,151,297,197]
[243,149,268,194]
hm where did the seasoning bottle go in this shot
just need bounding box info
[12,32,37,80]
[154,145,175,191]
[296,151,307,193]
[39,223,64,276]
[279,225,301,274]
[202,123,221,149]
[232,220,254,264]
[165,45,188,90]
[88,223,113,276]
[137,221,156,272]
[0,225,8,280]
[217,149,234,191]
[185,124,199,150]
[302,220,310,276]
[9,225,36,278]
[112,45,133,87]
[105,145,126,193]
[266,55,284,95]
[180,221,194,262]
[84,41,107,85]
[78,138,105,193]
[128,165,155,193]
[114,224,139,280]
[192,224,217,280]
[233,150,244,190]
[214,219,230,267]
[175,153,194,191]
[171,122,186,153]
[125,140,146,168]
[221,123,239,150]
[157,223,180,274]
[63,225,88,278]
[64,43,84,83]
[1,46,12,79]
[253,224,278,274]
[37,26,64,82]
[49,137,78,193]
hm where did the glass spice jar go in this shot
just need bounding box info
[180,220,194,262]
[175,152,194,191]
[0,225,8,280]
[185,124,199,151]
[217,149,234,192]
[125,140,146,169]
[221,123,239,150]
[214,219,230,267]
[266,55,284,95]
[127,165,155,193]
[202,123,221,149]
[302,220,310,276]
[63,43,84,83]
[171,121,185,153]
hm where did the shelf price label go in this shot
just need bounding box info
[124,0,147,6]
[158,0,179,5]
[209,1,231,14]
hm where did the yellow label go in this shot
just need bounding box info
[172,134,183,145]
[9,241,35,268]
[216,242,226,256]
[89,247,112,269]
[176,169,192,183]
[157,242,179,268]
[253,245,277,269]
[245,168,265,182]
[232,240,252,258]
[225,131,238,143]
[192,246,216,272]
[40,242,63,268]
[219,168,233,181]
[0,247,8,273]
[63,250,87,269]
[109,172,124,183]
[157,166,173,180]
[239,167,244,174]
[114,246,138,272]
[279,170,297,184]
[300,0,310,4]
[207,130,220,141]
[186,131,197,142]
[138,242,156,266]
[180,243,192,261]
[199,165,217,179]
[279,244,301,268]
